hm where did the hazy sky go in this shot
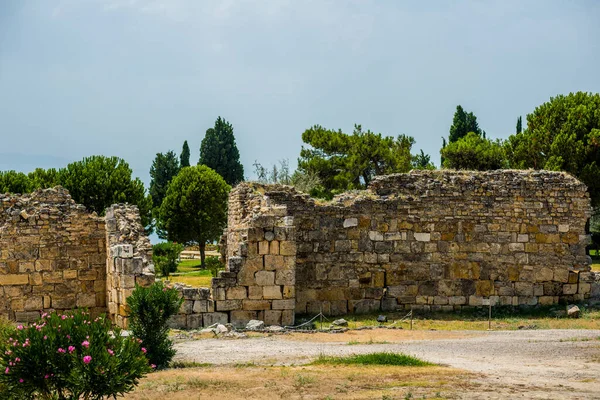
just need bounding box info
[1,0,600,186]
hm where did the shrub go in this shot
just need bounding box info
[205,256,224,277]
[127,281,183,369]
[0,309,151,399]
[153,242,184,278]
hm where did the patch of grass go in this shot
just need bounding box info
[170,361,213,369]
[312,352,433,367]
[347,338,390,345]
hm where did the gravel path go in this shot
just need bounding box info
[175,329,600,399]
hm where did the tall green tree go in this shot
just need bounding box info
[441,132,507,170]
[516,116,522,134]
[180,140,190,168]
[505,92,600,208]
[411,150,435,170]
[298,124,415,197]
[158,165,230,267]
[199,117,244,185]
[449,105,483,143]
[149,151,180,210]
[58,156,153,230]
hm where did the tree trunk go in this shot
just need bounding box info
[199,242,206,269]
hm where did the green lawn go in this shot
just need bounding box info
[156,259,221,287]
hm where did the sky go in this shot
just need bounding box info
[1,0,600,186]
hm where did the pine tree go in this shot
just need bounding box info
[449,105,482,143]
[199,117,244,185]
[180,140,190,167]
[149,151,180,210]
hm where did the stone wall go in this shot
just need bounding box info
[0,188,107,322]
[219,170,593,322]
[105,204,155,328]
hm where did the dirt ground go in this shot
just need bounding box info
[162,328,600,399]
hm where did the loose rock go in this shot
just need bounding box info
[246,320,265,330]
[332,318,348,327]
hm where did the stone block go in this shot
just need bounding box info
[381,297,399,311]
[562,284,578,295]
[475,280,494,296]
[24,296,43,311]
[203,312,229,327]
[263,285,282,299]
[0,274,29,285]
[187,314,203,329]
[279,241,296,256]
[264,310,282,326]
[275,270,295,285]
[414,233,431,242]
[282,285,295,299]
[77,293,97,308]
[514,282,534,296]
[269,240,280,255]
[226,286,247,300]
[28,272,42,286]
[248,286,263,299]
[230,310,257,328]
[255,270,275,286]
[258,241,269,255]
[535,267,553,282]
[350,299,380,314]
[272,299,295,310]
[449,296,467,305]
[517,234,529,243]
[180,300,194,314]
[15,311,40,323]
[193,300,213,313]
[344,218,358,228]
[216,299,242,311]
[281,309,294,326]
[243,300,271,310]
[167,314,187,329]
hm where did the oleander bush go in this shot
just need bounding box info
[127,281,183,369]
[0,309,151,400]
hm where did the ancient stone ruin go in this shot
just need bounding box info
[0,187,154,326]
[0,170,596,330]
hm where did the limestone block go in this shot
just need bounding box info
[568,271,579,284]
[136,274,155,287]
[24,296,43,311]
[14,311,40,323]
[538,296,555,305]
[213,287,226,301]
[468,295,484,306]
[514,282,534,296]
[193,300,214,313]
[449,296,467,305]
[275,270,295,286]
[343,218,358,228]
[180,300,194,314]
[578,282,591,294]
[216,299,242,311]
[350,299,380,314]
[187,314,203,329]
[264,255,284,270]
[475,280,494,296]
[508,243,524,252]
[35,260,54,272]
[28,272,42,286]
[433,296,449,305]
[272,299,295,310]
[517,234,529,243]
[76,293,98,308]
[243,300,271,310]
[255,270,275,286]
[535,267,553,282]
[553,269,569,283]
[248,286,263,299]
[237,264,261,286]
[381,297,399,312]
[53,295,76,309]
[562,284,578,295]
[368,231,384,241]
[230,310,257,328]
[269,240,280,255]
[226,286,247,300]
[0,274,29,285]
[258,241,269,255]
[263,285,282,300]
[281,309,294,326]
[282,285,295,299]
[279,241,296,256]
[18,262,35,273]
[414,233,431,242]
[203,312,229,327]
[264,310,282,326]
[167,314,187,329]
[78,269,97,281]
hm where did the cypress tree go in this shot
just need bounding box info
[180,140,190,167]
[199,117,244,185]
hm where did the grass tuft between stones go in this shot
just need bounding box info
[311,352,433,366]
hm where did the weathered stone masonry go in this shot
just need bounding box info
[216,170,594,325]
[0,188,154,325]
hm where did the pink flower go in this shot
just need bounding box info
[82,340,90,348]
[57,348,66,354]
[4,367,9,374]
[19,378,23,383]
[150,364,156,369]
[83,355,92,364]
[61,315,66,320]
[14,358,20,362]
[107,349,114,356]
[68,346,75,353]
[16,325,23,331]
[141,347,147,354]
[43,336,47,340]
[44,374,49,379]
